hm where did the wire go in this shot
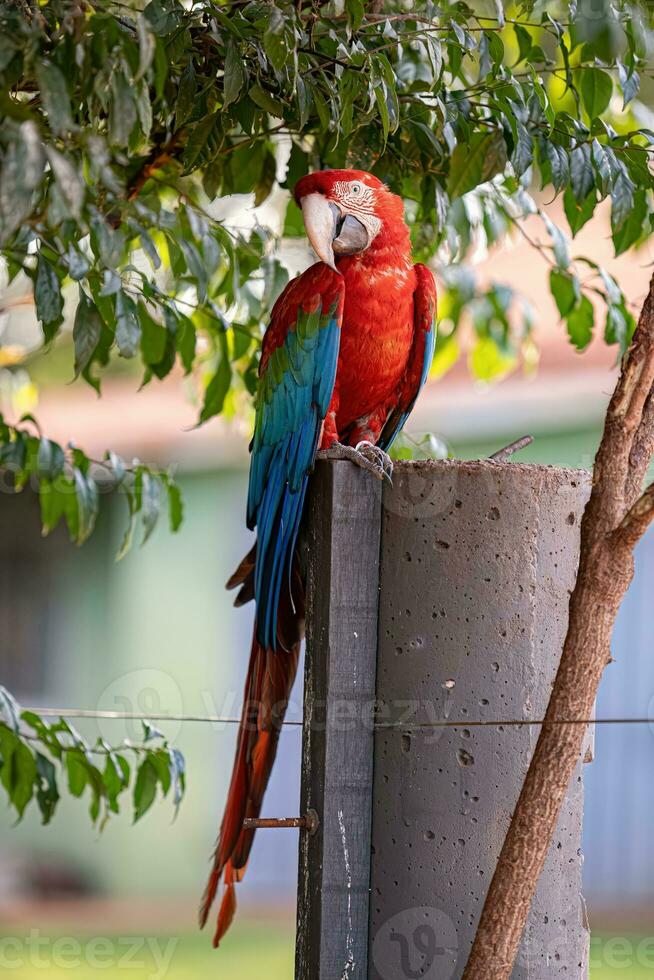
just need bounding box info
[22,707,654,729]
[24,707,301,726]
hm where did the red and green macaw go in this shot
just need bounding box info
[199,169,437,946]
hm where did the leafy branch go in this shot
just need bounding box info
[1,0,653,408]
[0,686,186,828]
[0,413,183,557]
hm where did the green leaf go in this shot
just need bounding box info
[255,150,277,206]
[581,68,613,119]
[45,146,84,218]
[345,0,364,29]
[135,14,156,80]
[223,40,246,108]
[564,186,597,235]
[283,199,304,237]
[35,752,59,824]
[105,450,126,484]
[36,61,74,136]
[179,238,207,302]
[543,215,569,270]
[249,84,285,118]
[40,477,67,535]
[73,467,99,544]
[142,720,164,744]
[611,170,635,234]
[140,471,161,544]
[37,437,65,480]
[591,139,612,197]
[0,687,21,731]
[617,62,640,109]
[183,114,222,172]
[0,727,17,799]
[0,121,45,241]
[167,481,183,532]
[199,350,232,424]
[115,292,141,358]
[570,144,594,201]
[66,244,90,281]
[511,120,533,178]
[550,269,580,317]
[168,747,186,810]
[0,725,32,819]
[263,6,288,74]
[374,84,390,146]
[136,83,153,140]
[605,303,631,350]
[176,315,196,374]
[116,491,137,561]
[90,215,125,268]
[34,255,63,329]
[175,61,196,129]
[62,476,80,541]
[133,758,158,822]
[66,753,88,798]
[150,751,172,797]
[513,24,533,63]
[109,65,137,148]
[600,272,620,312]
[103,755,123,813]
[447,131,507,198]
[612,189,645,256]
[542,141,569,193]
[10,739,36,819]
[469,336,516,381]
[140,306,167,364]
[73,290,103,377]
[134,225,161,270]
[144,0,181,35]
[566,295,594,350]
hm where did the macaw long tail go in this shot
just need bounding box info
[199,550,303,948]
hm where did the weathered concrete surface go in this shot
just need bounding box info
[368,459,593,980]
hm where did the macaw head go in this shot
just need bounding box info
[294,169,407,270]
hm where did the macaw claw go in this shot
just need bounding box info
[316,440,393,484]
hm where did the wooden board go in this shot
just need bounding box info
[295,460,383,980]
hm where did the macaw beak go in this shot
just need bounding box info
[300,193,370,270]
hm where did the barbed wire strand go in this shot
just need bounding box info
[21,707,654,729]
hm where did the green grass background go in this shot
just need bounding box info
[2,926,654,978]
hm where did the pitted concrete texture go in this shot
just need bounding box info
[368,459,593,980]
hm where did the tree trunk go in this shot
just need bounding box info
[462,274,654,980]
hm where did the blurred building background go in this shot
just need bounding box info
[0,194,653,979]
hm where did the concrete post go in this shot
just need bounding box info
[367,460,593,980]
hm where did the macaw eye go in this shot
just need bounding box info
[350,183,362,195]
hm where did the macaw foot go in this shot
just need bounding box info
[316,440,393,483]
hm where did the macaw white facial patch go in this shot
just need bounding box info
[333,180,382,243]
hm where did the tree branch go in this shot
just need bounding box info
[626,387,654,507]
[614,481,654,548]
[488,435,534,462]
[595,278,654,527]
[461,272,654,980]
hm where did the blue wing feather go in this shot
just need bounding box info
[247,273,344,650]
